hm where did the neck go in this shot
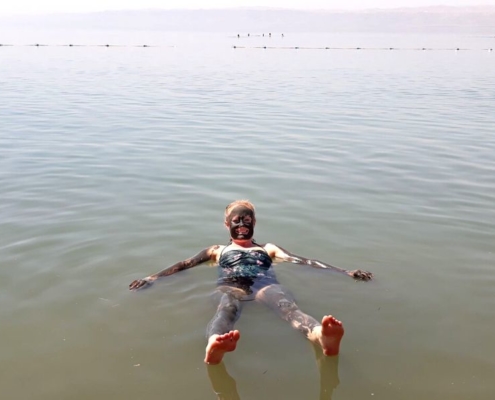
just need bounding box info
[231,238,254,247]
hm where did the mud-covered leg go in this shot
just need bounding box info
[205,289,244,364]
[256,284,319,335]
[256,284,344,356]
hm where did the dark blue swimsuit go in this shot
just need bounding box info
[217,243,278,293]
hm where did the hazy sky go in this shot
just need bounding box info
[1,0,494,15]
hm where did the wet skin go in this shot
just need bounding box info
[276,244,373,281]
[129,246,220,290]
[129,211,373,364]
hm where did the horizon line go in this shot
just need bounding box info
[2,4,495,17]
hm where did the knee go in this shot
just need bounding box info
[221,302,239,314]
[218,299,240,318]
[277,299,298,315]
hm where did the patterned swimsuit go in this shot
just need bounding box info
[217,243,277,293]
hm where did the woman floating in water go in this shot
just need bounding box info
[129,200,372,364]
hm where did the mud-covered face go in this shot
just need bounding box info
[226,206,255,240]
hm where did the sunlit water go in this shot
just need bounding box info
[1,30,495,400]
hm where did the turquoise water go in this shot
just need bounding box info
[1,31,495,399]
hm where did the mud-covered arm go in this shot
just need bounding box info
[129,246,219,290]
[266,243,373,281]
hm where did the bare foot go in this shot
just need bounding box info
[204,330,240,365]
[312,315,344,356]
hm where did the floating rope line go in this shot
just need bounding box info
[0,44,492,51]
[232,46,494,51]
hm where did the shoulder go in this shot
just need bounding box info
[262,243,288,259]
[208,244,227,262]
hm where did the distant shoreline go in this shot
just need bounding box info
[2,7,495,34]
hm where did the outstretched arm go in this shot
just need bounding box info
[265,243,373,281]
[129,245,220,290]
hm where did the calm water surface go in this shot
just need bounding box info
[1,31,495,400]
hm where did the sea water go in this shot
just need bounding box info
[1,30,495,399]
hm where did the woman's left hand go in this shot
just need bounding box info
[347,269,373,281]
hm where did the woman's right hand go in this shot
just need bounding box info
[129,276,157,290]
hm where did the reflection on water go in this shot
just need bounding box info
[207,349,339,400]
[208,362,241,400]
[315,353,340,400]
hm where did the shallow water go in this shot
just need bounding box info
[1,31,495,400]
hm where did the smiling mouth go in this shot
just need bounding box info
[236,228,249,234]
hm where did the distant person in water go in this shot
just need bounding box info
[129,200,373,364]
